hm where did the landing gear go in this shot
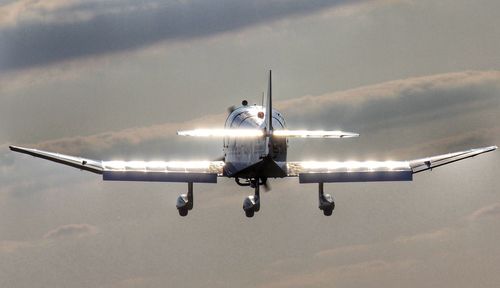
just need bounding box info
[318,183,335,216]
[244,207,255,218]
[243,179,261,217]
[177,182,193,217]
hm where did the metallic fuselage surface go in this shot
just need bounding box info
[223,105,287,177]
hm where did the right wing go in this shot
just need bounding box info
[9,146,224,183]
[288,146,497,183]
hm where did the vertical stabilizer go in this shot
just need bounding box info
[264,70,273,157]
[266,70,273,134]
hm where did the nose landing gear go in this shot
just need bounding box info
[243,179,261,217]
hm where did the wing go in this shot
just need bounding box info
[288,146,497,183]
[9,146,224,183]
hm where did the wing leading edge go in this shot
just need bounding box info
[288,146,497,183]
[9,146,224,183]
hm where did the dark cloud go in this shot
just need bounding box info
[43,223,97,239]
[0,0,360,71]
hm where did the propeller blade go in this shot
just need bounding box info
[263,178,271,192]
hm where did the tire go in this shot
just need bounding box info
[245,209,255,218]
[323,208,333,216]
[178,208,188,217]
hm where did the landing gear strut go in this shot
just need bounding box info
[177,182,193,217]
[243,179,261,217]
[318,183,335,216]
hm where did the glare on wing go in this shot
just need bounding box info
[288,160,410,174]
[272,130,359,138]
[102,160,224,173]
[177,129,264,137]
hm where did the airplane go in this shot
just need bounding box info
[9,71,497,218]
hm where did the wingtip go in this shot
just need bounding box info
[481,145,497,151]
[345,132,360,138]
[9,145,31,153]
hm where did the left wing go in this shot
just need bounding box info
[9,146,224,183]
[288,146,497,183]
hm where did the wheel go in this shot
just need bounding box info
[323,207,333,216]
[245,209,255,218]
[178,207,188,217]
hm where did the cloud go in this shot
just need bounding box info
[279,70,500,129]
[0,223,97,254]
[43,223,97,239]
[99,277,160,288]
[0,0,364,71]
[0,240,35,253]
[390,126,500,159]
[315,244,371,258]
[32,113,225,157]
[258,259,417,288]
[394,227,453,244]
[392,203,500,246]
[20,70,499,159]
[0,0,77,26]
[468,203,500,221]
[394,202,500,245]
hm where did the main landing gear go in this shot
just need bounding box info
[318,182,335,216]
[176,182,193,217]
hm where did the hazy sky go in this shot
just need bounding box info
[1,0,499,287]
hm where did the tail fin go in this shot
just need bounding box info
[265,70,273,157]
[266,70,273,134]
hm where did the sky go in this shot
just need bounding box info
[1,0,499,287]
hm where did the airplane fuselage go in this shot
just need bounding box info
[223,104,288,178]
